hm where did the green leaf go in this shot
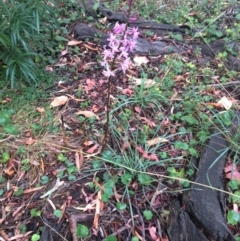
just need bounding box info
[186,169,195,176]
[231,191,240,204]
[31,234,40,241]
[67,165,78,175]
[228,180,240,191]
[104,179,115,198]
[1,152,10,163]
[4,124,17,134]
[138,173,152,186]
[0,176,5,184]
[41,175,49,184]
[121,173,132,185]
[101,193,109,202]
[116,202,127,211]
[14,187,23,197]
[174,141,189,150]
[180,178,190,187]
[30,208,41,217]
[19,224,27,234]
[227,210,240,225]
[104,236,117,241]
[21,158,30,165]
[68,174,77,181]
[54,209,62,218]
[92,161,102,169]
[0,189,4,196]
[57,153,67,162]
[76,224,89,238]
[0,116,8,125]
[181,115,199,125]
[55,35,68,42]
[143,210,153,220]
[56,170,64,178]
[131,237,139,241]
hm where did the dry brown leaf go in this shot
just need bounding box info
[147,137,169,146]
[83,140,95,146]
[67,40,83,46]
[76,110,100,120]
[24,137,36,145]
[133,56,149,66]
[23,186,44,194]
[61,48,68,56]
[50,96,69,107]
[149,226,158,240]
[75,151,84,172]
[36,107,45,113]
[4,166,15,176]
[114,186,122,202]
[93,190,102,230]
[128,75,157,88]
[205,102,223,108]
[174,75,185,82]
[218,96,232,110]
[66,94,86,102]
[87,144,99,154]
[40,158,44,173]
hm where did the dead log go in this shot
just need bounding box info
[167,113,240,241]
[73,0,240,70]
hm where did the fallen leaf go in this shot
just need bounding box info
[93,190,102,230]
[149,226,158,240]
[76,111,100,120]
[147,137,169,146]
[122,88,133,96]
[218,96,232,110]
[114,186,122,202]
[128,75,157,88]
[134,106,141,113]
[50,96,69,107]
[133,56,149,66]
[66,94,86,102]
[137,146,159,161]
[92,104,100,112]
[67,40,83,46]
[45,66,54,72]
[23,186,44,194]
[61,48,68,56]
[174,75,185,82]
[75,151,84,172]
[140,117,156,128]
[205,102,223,108]
[40,158,44,172]
[36,107,45,113]
[224,163,240,181]
[83,140,95,146]
[4,166,15,176]
[226,171,240,181]
[224,163,236,173]
[24,137,36,145]
[87,144,99,154]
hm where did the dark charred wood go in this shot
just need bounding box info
[167,113,240,241]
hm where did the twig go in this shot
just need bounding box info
[108,225,131,237]
[41,217,67,241]
[134,195,146,241]
[193,80,240,90]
